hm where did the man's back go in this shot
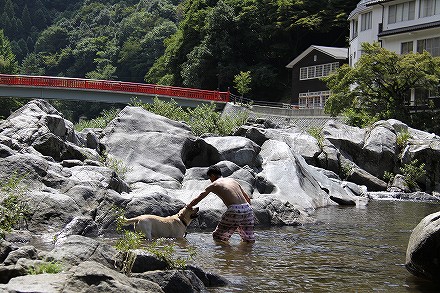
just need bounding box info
[208,177,249,207]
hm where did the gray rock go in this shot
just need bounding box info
[0,99,78,146]
[26,191,82,233]
[0,264,26,284]
[100,106,193,188]
[56,216,99,240]
[46,235,121,270]
[3,246,38,265]
[362,121,397,178]
[204,136,262,168]
[388,174,411,192]
[406,211,440,281]
[130,249,168,273]
[134,269,205,293]
[1,261,164,293]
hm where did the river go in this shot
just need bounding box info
[177,200,440,292]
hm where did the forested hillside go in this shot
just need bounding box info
[0,0,359,102]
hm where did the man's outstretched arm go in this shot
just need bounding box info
[187,189,210,207]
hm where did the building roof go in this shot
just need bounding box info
[349,0,397,19]
[379,20,440,37]
[285,46,348,69]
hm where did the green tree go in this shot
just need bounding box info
[324,42,440,127]
[0,29,18,73]
[234,71,252,98]
[35,26,69,54]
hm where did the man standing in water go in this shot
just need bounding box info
[187,165,255,243]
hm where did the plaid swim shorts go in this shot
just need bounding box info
[213,203,255,242]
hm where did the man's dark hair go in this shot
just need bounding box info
[207,165,222,177]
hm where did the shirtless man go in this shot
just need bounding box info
[187,165,255,243]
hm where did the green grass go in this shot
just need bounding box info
[307,126,324,149]
[131,97,248,136]
[74,108,120,131]
[27,261,63,275]
[0,172,30,239]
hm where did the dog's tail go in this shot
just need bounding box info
[123,217,140,225]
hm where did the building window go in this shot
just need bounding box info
[352,20,359,38]
[361,11,372,31]
[299,62,340,80]
[417,37,440,56]
[401,41,414,54]
[419,0,440,17]
[388,1,415,23]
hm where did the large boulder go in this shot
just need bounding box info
[45,235,121,270]
[405,211,440,281]
[203,136,262,169]
[361,121,397,178]
[0,261,164,293]
[0,100,81,161]
[100,106,194,188]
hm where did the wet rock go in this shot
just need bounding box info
[406,211,440,281]
[56,216,99,240]
[0,261,164,293]
[204,136,262,168]
[0,264,26,284]
[130,249,168,273]
[3,246,38,265]
[46,235,121,270]
[100,106,193,188]
[134,269,205,293]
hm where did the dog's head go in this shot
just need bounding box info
[178,206,199,226]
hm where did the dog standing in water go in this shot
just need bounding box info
[124,206,199,240]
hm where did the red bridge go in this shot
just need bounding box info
[0,74,230,107]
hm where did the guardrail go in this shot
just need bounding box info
[0,74,230,103]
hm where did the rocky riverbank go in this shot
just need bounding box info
[1,99,440,290]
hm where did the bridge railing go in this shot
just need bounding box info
[0,74,230,103]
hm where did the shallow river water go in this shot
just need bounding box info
[177,200,440,292]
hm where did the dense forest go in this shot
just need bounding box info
[0,0,359,102]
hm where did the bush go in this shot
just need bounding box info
[307,127,324,149]
[0,172,30,239]
[400,159,426,190]
[99,152,130,180]
[131,97,248,136]
[396,130,411,149]
[28,261,63,275]
[74,108,120,131]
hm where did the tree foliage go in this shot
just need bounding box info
[0,0,358,103]
[0,29,18,74]
[324,42,440,127]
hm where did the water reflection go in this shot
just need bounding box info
[178,201,440,292]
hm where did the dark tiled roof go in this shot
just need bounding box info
[379,21,440,37]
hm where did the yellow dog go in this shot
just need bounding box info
[124,206,199,240]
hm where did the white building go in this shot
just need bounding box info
[349,0,440,66]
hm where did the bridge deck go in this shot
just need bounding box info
[0,74,229,107]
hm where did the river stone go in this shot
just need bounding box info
[204,136,262,168]
[0,240,13,264]
[406,211,440,281]
[46,235,121,270]
[100,106,193,188]
[3,246,38,265]
[322,120,365,155]
[0,264,26,284]
[27,191,82,233]
[133,269,206,293]
[0,99,78,146]
[362,121,397,178]
[130,249,168,273]
[56,216,99,240]
[0,261,164,293]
